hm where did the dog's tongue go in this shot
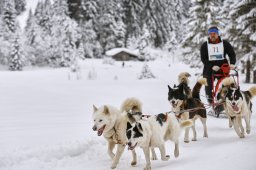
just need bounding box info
[97,125,105,136]
[232,105,239,112]
[128,143,137,150]
[172,103,177,108]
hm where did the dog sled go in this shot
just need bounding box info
[208,64,239,118]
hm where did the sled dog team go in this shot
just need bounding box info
[92,72,256,170]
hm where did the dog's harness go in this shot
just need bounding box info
[141,112,168,121]
[164,112,168,121]
[113,128,123,144]
[104,127,123,145]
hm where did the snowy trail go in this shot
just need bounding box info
[0,59,256,170]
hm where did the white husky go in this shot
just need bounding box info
[126,113,193,170]
[92,98,142,169]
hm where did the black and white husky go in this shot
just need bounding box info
[217,77,256,138]
[167,72,208,142]
[126,112,192,170]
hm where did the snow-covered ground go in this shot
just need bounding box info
[0,59,256,170]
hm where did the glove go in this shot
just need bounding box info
[212,65,220,72]
[229,64,235,70]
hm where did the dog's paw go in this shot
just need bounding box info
[246,129,250,134]
[110,165,116,169]
[184,139,189,143]
[151,155,157,160]
[174,150,179,158]
[192,138,197,141]
[151,148,157,160]
[239,133,245,138]
[144,165,151,170]
[110,163,117,169]
[131,161,137,166]
[161,155,170,161]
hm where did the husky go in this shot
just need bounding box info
[92,98,142,169]
[126,113,193,170]
[168,72,208,142]
[217,77,256,138]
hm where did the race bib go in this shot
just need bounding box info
[207,41,224,61]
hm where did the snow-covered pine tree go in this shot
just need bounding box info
[0,1,4,15]
[61,14,80,66]
[0,12,10,65]
[14,0,26,15]
[231,0,256,83]
[50,0,79,67]
[80,0,103,58]
[81,0,99,21]
[138,63,156,79]
[0,0,25,17]
[141,0,171,47]
[3,0,17,34]
[114,18,126,48]
[9,35,25,71]
[67,0,84,21]
[0,0,21,65]
[97,13,116,51]
[137,25,152,61]
[95,0,125,52]
[182,0,222,68]
[39,0,52,34]
[61,40,72,67]
[77,42,85,59]
[122,0,143,47]
[24,8,51,66]
[79,20,99,58]
[166,0,191,46]
[221,0,243,58]
[34,0,44,22]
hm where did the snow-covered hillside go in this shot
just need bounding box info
[0,59,256,170]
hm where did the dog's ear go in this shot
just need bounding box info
[93,105,98,112]
[220,87,228,97]
[103,105,109,114]
[237,86,240,91]
[168,85,172,91]
[178,83,184,91]
[137,123,143,131]
[127,122,132,130]
[185,72,191,77]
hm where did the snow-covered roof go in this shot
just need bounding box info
[105,48,139,57]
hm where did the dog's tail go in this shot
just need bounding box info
[222,77,236,87]
[245,86,256,99]
[178,72,191,85]
[179,119,193,129]
[121,97,142,113]
[192,77,207,100]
